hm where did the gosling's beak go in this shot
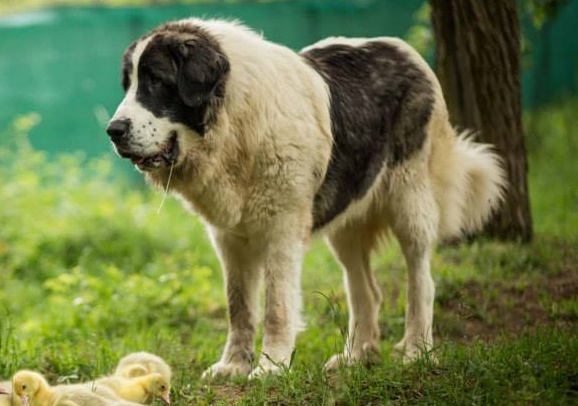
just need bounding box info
[161,393,171,405]
[0,387,9,395]
[20,394,30,406]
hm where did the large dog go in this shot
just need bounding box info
[106,18,505,378]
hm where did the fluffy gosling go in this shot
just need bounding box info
[11,371,53,406]
[11,370,113,406]
[0,395,12,406]
[113,353,171,382]
[95,373,170,405]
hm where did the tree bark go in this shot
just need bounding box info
[430,0,533,242]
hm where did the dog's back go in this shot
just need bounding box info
[301,37,436,231]
[301,36,505,239]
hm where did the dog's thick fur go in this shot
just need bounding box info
[106,18,506,378]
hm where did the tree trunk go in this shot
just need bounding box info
[430,0,533,242]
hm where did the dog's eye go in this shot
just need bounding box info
[145,71,167,92]
[149,74,162,88]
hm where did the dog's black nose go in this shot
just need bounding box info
[106,119,130,142]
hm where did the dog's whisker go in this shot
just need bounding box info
[156,161,174,214]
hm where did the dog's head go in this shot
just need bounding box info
[106,22,230,171]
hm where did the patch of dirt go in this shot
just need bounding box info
[436,267,578,342]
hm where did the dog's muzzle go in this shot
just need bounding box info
[106,119,179,171]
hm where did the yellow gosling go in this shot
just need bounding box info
[113,353,172,382]
[12,371,53,406]
[11,370,117,406]
[95,373,170,405]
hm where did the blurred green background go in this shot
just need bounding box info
[1,0,577,173]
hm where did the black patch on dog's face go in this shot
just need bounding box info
[121,23,230,135]
[121,43,136,92]
[302,41,435,230]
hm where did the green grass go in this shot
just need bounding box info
[1,99,577,405]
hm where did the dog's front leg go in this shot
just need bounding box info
[249,236,306,378]
[202,231,262,379]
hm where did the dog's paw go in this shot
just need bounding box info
[392,339,436,364]
[248,357,287,379]
[248,364,282,379]
[323,353,348,371]
[201,361,252,380]
[324,343,381,371]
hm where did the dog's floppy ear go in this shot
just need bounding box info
[174,40,229,107]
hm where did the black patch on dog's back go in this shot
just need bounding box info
[301,40,435,230]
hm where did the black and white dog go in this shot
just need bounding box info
[106,18,505,378]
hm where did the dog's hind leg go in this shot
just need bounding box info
[324,213,384,370]
[388,165,439,363]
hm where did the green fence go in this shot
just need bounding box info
[0,0,424,162]
[0,0,577,163]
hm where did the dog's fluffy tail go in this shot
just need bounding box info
[431,129,507,239]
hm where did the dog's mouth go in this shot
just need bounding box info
[118,133,179,171]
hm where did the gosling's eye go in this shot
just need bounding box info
[160,385,166,390]
[22,384,27,390]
